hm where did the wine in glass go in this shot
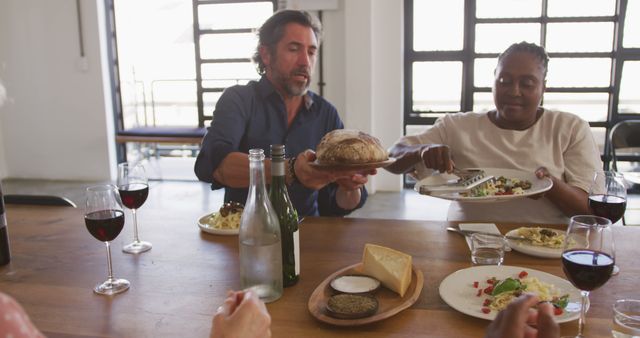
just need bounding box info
[562,215,615,338]
[117,162,151,254]
[85,185,130,295]
[588,170,627,224]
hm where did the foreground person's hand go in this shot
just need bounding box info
[484,294,559,338]
[211,290,271,338]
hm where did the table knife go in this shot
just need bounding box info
[446,227,530,241]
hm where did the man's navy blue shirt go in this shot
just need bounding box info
[194,76,367,217]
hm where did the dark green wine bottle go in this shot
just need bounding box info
[269,144,299,287]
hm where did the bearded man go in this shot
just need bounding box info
[195,10,373,217]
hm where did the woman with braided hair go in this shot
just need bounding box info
[386,41,602,224]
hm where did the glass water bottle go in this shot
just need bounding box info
[239,149,283,303]
[269,144,300,287]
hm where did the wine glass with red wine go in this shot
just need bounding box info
[588,170,625,275]
[85,185,130,295]
[562,215,614,338]
[588,170,627,224]
[117,162,151,254]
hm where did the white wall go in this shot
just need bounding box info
[324,0,404,191]
[0,0,404,190]
[0,0,116,181]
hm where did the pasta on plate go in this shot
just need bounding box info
[515,227,565,249]
[203,201,243,230]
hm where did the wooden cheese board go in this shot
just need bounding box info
[307,262,424,326]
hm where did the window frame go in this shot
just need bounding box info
[404,0,640,168]
[193,0,277,128]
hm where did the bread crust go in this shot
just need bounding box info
[316,129,388,164]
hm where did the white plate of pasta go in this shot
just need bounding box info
[439,265,582,323]
[198,212,240,235]
[415,168,553,203]
[505,227,566,258]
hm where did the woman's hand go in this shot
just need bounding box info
[530,166,591,216]
[210,290,271,338]
[528,166,553,200]
[484,294,559,338]
[420,144,454,173]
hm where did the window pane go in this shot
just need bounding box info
[413,0,464,51]
[547,0,615,17]
[547,58,611,87]
[475,24,540,53]
[406,125,432,137]
[623,0,640,48]
[114,0,195,129]
[121,80,146,129]
[543,93,609,122]
[201,63,258,86]
[474,58,498,88]
[546,23,614,52]
[413,61,462,112]
[476,0,541,18]
[200,33,256,59]
[151,80,197,126]
[473,92,494,112]
[198,2,272,30]
[619,61,640,114]
[591,127,606,155]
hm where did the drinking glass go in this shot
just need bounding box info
[117,162,151,254]
[85,185,130,295]
[470,233,506,265]
[613,299,640,338]
[562,215,615,338]
[588,170,627,224]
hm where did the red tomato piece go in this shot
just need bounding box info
[481,307,491,314]
[554,307,563,316]
[484,286,494,294]
[519,270,528,279]
[482,299,492,306]
[473,281,479,288]
[476,289,482,297]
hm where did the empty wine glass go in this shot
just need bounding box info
[562,215,615,338]
[85,185,130,295]
[117,162,151,254]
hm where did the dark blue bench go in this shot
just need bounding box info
[116,126,207,144]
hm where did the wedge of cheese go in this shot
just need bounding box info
[361,244,412,297]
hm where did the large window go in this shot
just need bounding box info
[405,0,640,164]
[109,0,275,132]
[105,0,275,174]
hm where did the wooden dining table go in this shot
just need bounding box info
[1,204,638,337]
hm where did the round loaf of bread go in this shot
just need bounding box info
[316,129,388,164]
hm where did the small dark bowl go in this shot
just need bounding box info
[325,293,379,319]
